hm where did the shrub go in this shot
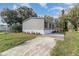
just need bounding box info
[51,32,79,56]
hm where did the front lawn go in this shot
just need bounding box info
[0,32,36,53]
[50,40,64,56]
[50,31,79,56]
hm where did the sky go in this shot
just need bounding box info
[0,3,76,24]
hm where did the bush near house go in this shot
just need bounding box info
[50,31,79,56]
[0,32,36,53]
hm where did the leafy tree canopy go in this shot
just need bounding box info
[1,6,37,25]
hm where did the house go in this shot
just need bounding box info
[0,16,8,32]
[22,17,55,34]
[0,24,8,32]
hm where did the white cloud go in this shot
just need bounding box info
[13,4,18,10]
[19,3,31,8]
[39,3,47,8]
[13,3,31,9]
[53,15,58,18]
[51,7,64,10]
[65,3,75,9]
[47,6,64,17]
[65,3,73,5]
[68,5,74,9]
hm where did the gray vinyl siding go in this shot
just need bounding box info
[22,17,54,34]
[22,18,44,30]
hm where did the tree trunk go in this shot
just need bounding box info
[64,20,68,31]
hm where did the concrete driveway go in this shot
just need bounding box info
[41,33,64,40]
[0,33,64,56]
[1,37,56,56]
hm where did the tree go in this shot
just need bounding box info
[1,6,37,32]
[16,6,37,24]
[67,4,79,31]
[1,8,18,25]
[44,15,53,22]
[59,9,68,32]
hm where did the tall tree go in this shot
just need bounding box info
[59,9,68,32]
[44,15,53,22]
[1,6,37,32]
[1,8,18,25]
[16,6,37,24]
[67,4,79,31]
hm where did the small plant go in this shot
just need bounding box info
[31,32,35,34]
[27,32,30,34]
[36,32,41,35]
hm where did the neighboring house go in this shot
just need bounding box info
[22,17,55,34]
[0,24,8,32]
[0,16,8,32]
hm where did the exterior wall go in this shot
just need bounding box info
[22,18,45,34]
[0,25,8,32]
[44,20,53,34]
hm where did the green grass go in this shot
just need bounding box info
[50,40,65,56]
[50,31,79,56]
[64,32,79,55]
[0,32,36,53]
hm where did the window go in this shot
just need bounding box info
[49,23,51,28]
[52,24,54,29]
[44,22,48,28]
